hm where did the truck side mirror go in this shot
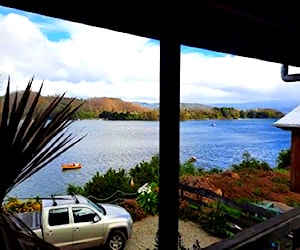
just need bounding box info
[93,215,100,223]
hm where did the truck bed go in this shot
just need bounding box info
[17,211,42,230]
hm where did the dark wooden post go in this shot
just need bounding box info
[158,36,180,249]
[290,131,300,193]
[292,228,300,250]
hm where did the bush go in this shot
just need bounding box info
[66,155,160,204]
[80,168,136,199]
[136,182,159,215]
[180,161,198,176]
[66,184,84,195]
[129,155,159,189]
[4,197,41,213]
[198,203,231,238]
[275,148,291,169]
[231,151,271,171]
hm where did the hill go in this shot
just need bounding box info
[0,92,150,114]
[82,97,150,113]
[0,92,285,120]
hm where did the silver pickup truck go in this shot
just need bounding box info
[17,194,133,250]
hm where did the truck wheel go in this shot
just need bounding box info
[105,230,126,250]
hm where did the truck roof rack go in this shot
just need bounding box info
[71,193,79,204]
[51,194,57,206]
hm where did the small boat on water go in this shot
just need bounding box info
[61,163,82,170]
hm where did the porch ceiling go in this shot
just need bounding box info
[1,1,300,67]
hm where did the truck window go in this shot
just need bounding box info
[72,207,97,223]
[48,208,69,226]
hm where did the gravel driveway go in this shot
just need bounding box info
[125,215,220,250]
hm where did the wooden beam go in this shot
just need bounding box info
[290,131,300,193]
[179,184,276,218]
[158,36,180,249]
[203,207,300,250]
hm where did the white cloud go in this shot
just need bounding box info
[1,6,300,107]
[180,53,300,104]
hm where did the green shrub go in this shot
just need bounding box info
[273,168,289,174]
[286,197,300,207]
[66,184,84,195]
[129,155,159,189]
[180,161,198,176]
[207,167,223,174]
[81,168,135,199]
[136,182,159,215]
[220,204,244,220]
[275,148,291,169]
[198,203,232,238]
[271,176,290,186]
[230,151,271,171]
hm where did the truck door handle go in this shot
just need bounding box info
[75,227,80,232]
[47,231,54,236]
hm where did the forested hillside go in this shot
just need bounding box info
[0,92,151,119]
[0,91,284,121]
[82,97,149,113]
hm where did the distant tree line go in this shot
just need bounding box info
[0,91,284,121]
[179,107,284,121]
[99,110,159,120]
[100,107,283,121]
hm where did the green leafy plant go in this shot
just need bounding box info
[80,168,136,199]
[129,155,159,188]
[206,167,223,174]
[66,184,84,195]
[230,151,271,172]
[275,148,291,169]
[136,182,159,215]
[198,203,231,238]
[286,197,300,207]
[180,161,198,176]
[219,204,244,220]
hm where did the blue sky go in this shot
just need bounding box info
[0,5,300,108]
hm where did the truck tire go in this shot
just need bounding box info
[105,230,126,250]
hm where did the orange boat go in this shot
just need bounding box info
[61,163,82,170]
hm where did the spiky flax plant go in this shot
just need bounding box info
[0,77,86,249]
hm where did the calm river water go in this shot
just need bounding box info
[8,118,290,198]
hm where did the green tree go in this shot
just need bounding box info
[230,151,271,171]
[276,148,291,169]
[129,155,159,189]
[82,168,135,199]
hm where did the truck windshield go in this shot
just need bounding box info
[86,198,106,215]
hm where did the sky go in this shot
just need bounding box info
[1,5,300,108]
